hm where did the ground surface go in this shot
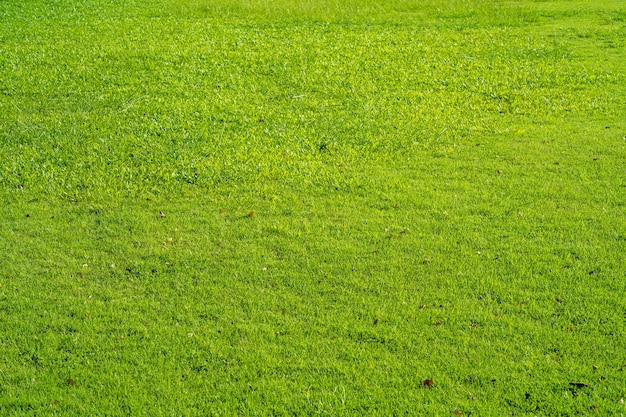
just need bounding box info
[1,0,625,415]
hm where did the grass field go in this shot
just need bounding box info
[1,0,625,415]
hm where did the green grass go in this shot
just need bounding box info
[1,0,625,415]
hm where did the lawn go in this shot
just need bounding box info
[1,0,625,415]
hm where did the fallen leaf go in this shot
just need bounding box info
[423,379,435,387]
[248,211,254,217]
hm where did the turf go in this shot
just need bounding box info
[1,0,625,415]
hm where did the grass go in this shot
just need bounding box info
[1,0,625,415]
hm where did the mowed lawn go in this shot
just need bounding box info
[1,0,625,415]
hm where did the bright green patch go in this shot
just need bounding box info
[1,0,625,415]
